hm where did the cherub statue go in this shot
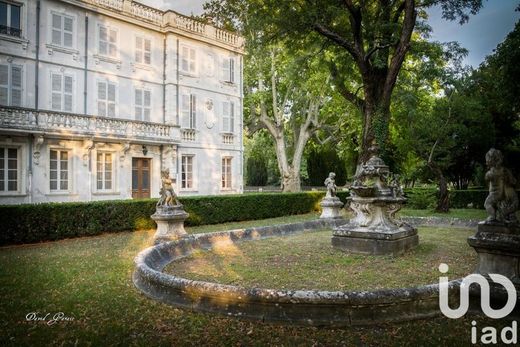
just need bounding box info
[484,148,518,224]
[325,172,337,198]
[157,169,181,207]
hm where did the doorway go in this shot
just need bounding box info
[132,158,151,199]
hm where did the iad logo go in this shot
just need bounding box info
[438,263,518,344]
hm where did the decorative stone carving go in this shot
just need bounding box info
[119,142,131,166]
[332,143,418,255]
[483,148,519,224]
[320,172,344,219]
[468,148,520,287]
[82,139,95,166]
[33,135,44,165]
[151,169,189,244]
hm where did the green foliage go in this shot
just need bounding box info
[246,157,268,186]
[403,189,437,209]
[0,193,325,246]
[306,146,348,186]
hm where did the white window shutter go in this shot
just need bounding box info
[11,66,22,107]
[230,102,235,133]
[181,94,190,128]
[107,83,115,102]
[64,17,73,47]
[190,94,196,128]
[0,65,8,105]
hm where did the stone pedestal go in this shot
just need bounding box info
[320,197,344,219]
[332,196,418,255]
[152,205,189,244]
[468,222,520,286]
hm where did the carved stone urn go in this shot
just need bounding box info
[332,144,418,255]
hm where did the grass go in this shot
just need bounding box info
[399,208,488,220]
[0,211,509,346]
[165,227,476,291]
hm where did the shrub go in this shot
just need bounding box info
[0,192,325,246]
[403,188,437,209]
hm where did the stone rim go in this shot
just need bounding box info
[133,219,467,326]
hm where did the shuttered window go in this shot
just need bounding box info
[135,37,151,65]
[51,73,73,112]
[221,57,235,83]
[0,64,22,107]
[222,101,234,133]
[51,13,73,48]
[221,157,232,189]
[134,88,151,122]
[97,81,116,117]
[180,46,196,74]
[181,155,193,189]
[181,94,196,129]
[99,25,117,57]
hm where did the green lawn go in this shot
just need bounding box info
[0,211,507,346]
[166,227,476,291]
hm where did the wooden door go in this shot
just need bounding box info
[132,158,151,199]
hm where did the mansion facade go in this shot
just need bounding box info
[0,0,244,204]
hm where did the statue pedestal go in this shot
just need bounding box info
[332,196,418,255]
[468,222,520,286]
[151,205,189,244]
[320,197,344,219]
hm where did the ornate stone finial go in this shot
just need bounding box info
[324,172,337,198]
[484,148,519,224]
[157,169,181,209]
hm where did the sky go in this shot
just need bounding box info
[142,0,519,68]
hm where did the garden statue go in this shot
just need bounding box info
[483,148,519,224]
[157,169,181,208]
[151,168,189,244]
[468,148,520,289]
[332,142,418,255]
[325,172,337,198]
[320,172,343,219]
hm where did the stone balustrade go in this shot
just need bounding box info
[221,133,234,144]
[0,107,179,144]
[78,0,243,48]
[181,128,196,142]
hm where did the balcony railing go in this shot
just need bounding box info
[181,129,196,142]
[78,0,243,48]
[0,25,22,38]
[222,134,234,144]
[0,107,179,144]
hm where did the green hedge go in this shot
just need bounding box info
[0,192,325,246]
[1,189,514,246]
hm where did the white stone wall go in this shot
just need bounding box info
[0,0,244,204]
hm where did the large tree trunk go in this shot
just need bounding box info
[281,169,301,192]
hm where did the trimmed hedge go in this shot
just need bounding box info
[0,192,325,246]
[1,189,515,246]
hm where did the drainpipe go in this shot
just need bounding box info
[84,14,88,115]
[176,37,179,126]
[35,1,40,110]
[162,36,166,124]
[28,135,33,203]
[239,55,244,193]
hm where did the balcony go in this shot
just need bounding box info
[181,128,196,142]
[0,107,179,145]
[221,133,234,144]
[0,25,22,38]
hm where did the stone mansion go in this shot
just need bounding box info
[0,0,244,204]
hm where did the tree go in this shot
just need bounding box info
[204,1,342,192]
[250,0,483,165]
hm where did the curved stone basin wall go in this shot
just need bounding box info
[133,219,469,326]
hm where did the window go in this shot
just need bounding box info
[50,149,69,191]
[134,88,151,122]
[181,155,193,189]
[221,157,232,189]
[51,73,73,112]
[181,93,196,129]
[135,37,151,65]
[180,46,196,74]
[0,147,18,192]
[97,81,116,117]
[99,25,117,57]
[51,13,73,48]
[0,63,22,106]
[221,57,235,83]
[222,101,234,133]
[0,1,21,38]
[96,152,112,191]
